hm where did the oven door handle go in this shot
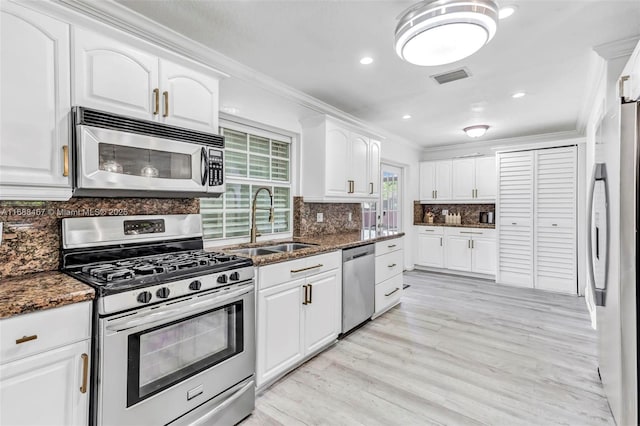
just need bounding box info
[106,285,254,332]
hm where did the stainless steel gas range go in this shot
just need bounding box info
[61,214,255,426]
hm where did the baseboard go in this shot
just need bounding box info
[412,265,496,281]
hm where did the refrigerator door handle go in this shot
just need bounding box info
[587,163,609,307]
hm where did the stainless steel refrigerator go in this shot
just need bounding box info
[588,95,638,425]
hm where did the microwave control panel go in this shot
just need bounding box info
[209,149,224,187]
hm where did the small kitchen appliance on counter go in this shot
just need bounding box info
[479,211,495,224]
[61,214,255,426]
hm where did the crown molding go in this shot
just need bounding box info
[53,0,423,150]
[576,51,607,135]
[594,36,640,60]
[422,130,584,154]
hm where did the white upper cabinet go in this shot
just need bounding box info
[451,156,496,201]
[73,28,157,120]
[73,27,221,133]
[0,2,72,200]
[301,116,381,202]
[419,160,451,201]
[621,40,640,101]
[368,139,381,198]
[159,59,219,132]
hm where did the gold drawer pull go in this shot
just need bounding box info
[16,335,37,344]
[80,353,89,393]
[62,145,69,177]
[385,288,400,297]
[388,263,397,268]
[291,264,323,274]
[387,244,397,248]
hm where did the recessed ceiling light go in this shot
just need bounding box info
[402,114,412,120]
[512,91,526,99]
[464,125,490,138]
[499,5,516,19]
[360,57,374,65]
[221,106,240,115]
[394,0,499,66]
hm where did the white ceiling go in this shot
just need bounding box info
[117,0,640,147]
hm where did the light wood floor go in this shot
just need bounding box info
[241,271,613,426]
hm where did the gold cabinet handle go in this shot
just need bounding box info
[302,285,309,305]
[80,353,89,394]
[153,88,160,115]
[308,283,313,304]
[432,190,435,198]
[163,91,169,117]
[15,335,37,344]
[471,240,475,249]
[369,182,374,194]
[435,190,438,199]
[440,237,442,246]
[385,288,400,297]
[62,145,69,177]
[290,264,323,274]
[468,240,471,249]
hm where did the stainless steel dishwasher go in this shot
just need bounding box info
[342,244,375,334]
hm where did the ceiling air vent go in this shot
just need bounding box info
[431,68,471,85]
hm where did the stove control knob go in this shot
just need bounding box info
[217,274,228,284]
[156,287,170,299]
[189,280,202,291]
[229,272,240,281]
[137,291,152,304]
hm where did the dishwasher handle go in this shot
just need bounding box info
[342,244,375,262]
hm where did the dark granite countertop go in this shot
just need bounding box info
[0,272,95,319]
[215,231,405,267]
[414,222,495,229]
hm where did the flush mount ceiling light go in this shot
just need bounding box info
[394,0,499,66]
[464,124,490,138]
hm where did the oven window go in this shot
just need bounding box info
[127,301,243,407]
[98,143,192,179]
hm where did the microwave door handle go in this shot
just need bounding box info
[201,147,208,186]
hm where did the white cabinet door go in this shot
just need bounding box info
[257,280,305,387]
[445,236,472,271]
[73,28,158,120]
[0,2,71,200]
[0,340,90,426]
[534,147,577,294]
[417,234,444,268]
[452,159,475,200]
[419,162,436,201]
[474,156,496,199]
[471,238,496,275]
[435,160,452,200]
[497,151,534,287]
[325,125,350,196]
[159,59,219,133]
[303,270,340,354]
[368,139,381,197]
[350,133,370,197]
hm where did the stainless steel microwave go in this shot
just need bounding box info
[72,107,225,198]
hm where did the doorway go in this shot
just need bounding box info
[380,163,402,234]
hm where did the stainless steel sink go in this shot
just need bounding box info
[266,243,316,252]
[229,247,280,256]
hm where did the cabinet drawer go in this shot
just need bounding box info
[375,237,404,256]
[417,226,444,236]
[258,251,341,290]
[0,302,91,364]
[375,250,404,284]
[444,227,496,238]
[375,274,403,315]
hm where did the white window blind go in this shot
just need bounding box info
[201,126,292,240]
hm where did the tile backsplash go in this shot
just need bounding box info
[414,201,495,226]
[0,198,199,279]
[293,197,362,238]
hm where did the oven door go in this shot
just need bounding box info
[98,283,255,426]
[75,124,223,196]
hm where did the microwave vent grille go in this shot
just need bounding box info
[74,107,224,147]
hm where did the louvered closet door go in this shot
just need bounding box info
[497,151,534,287]
[534,147,577,294]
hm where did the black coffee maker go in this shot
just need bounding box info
[479,211,494,224]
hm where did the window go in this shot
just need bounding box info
[201,125,292,240]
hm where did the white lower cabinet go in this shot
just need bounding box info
[0,302,92,426]
[256,252,341,388]
[373,238,404,317]
[416,226,496,276]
